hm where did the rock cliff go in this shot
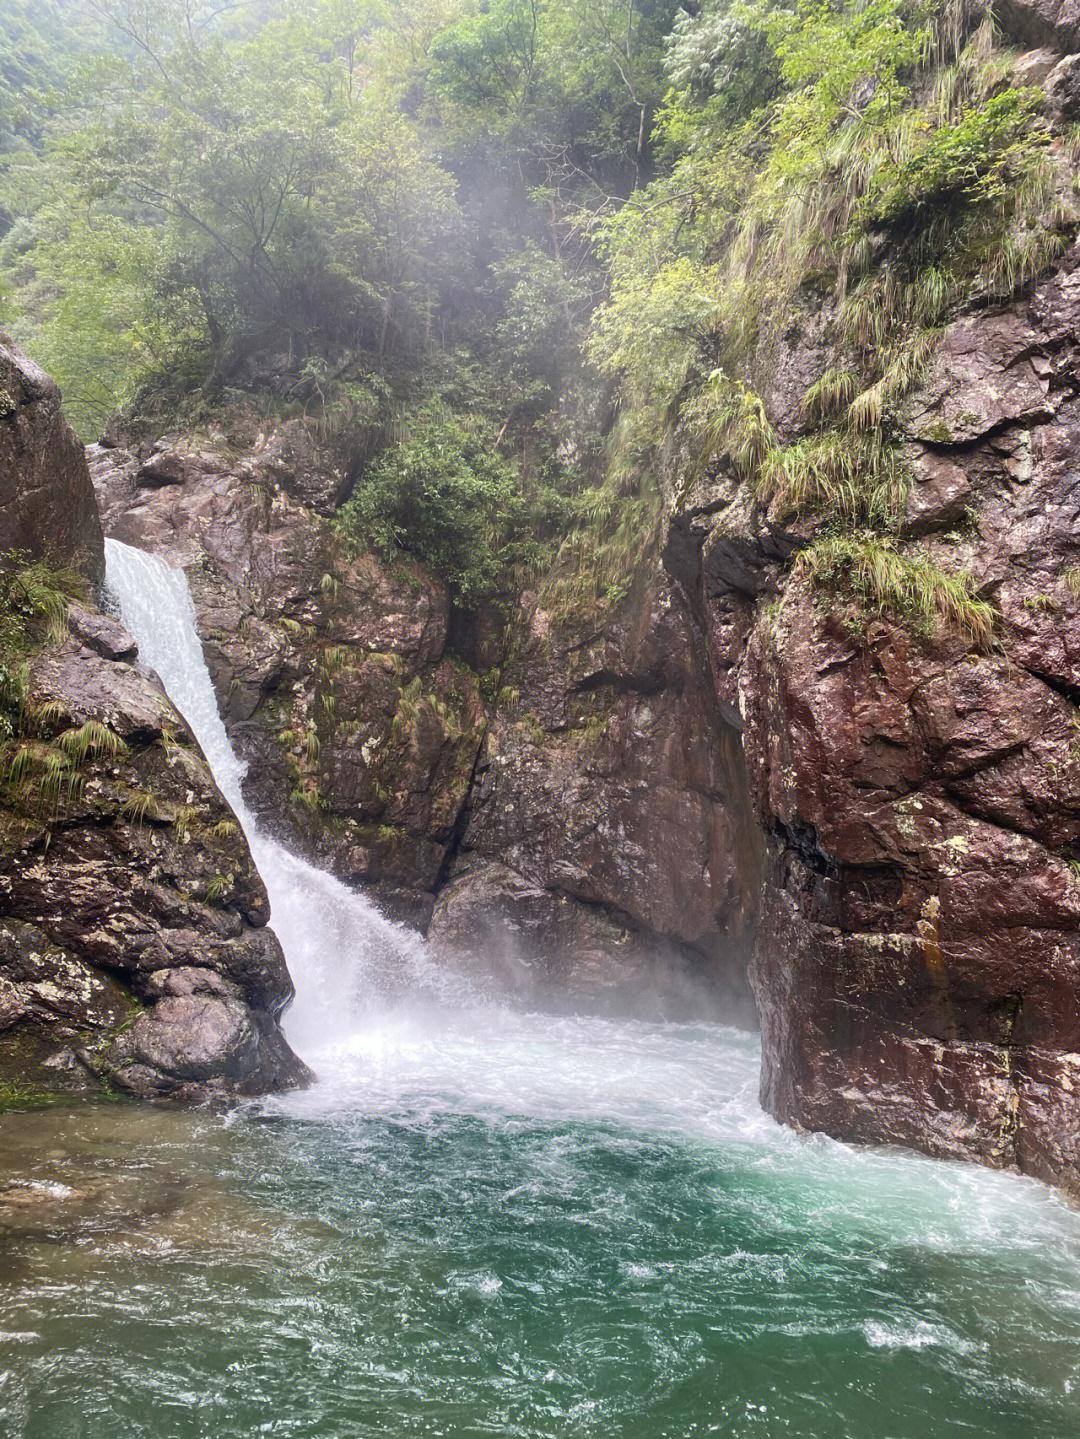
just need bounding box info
[668,203,1080,1192]
[428,565,761,1019]
[62,3,1080,1197]
[92,419,763,1019]
[0,337,306,1102]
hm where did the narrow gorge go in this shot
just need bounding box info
[68,208,1080,1199]
[6,0,1080,1433]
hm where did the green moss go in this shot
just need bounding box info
[925,421,955,444]
[0,988,142,1106]
[0,1080,73,1111]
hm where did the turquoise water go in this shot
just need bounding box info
[14,541,1069,1437]
[3,1013,1080,1439]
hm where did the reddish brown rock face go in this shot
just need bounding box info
[0,615,310,1101]
[668,235,1080,1195]
[93,417,764,1019]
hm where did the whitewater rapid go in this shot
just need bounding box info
[103,538,1080,1227]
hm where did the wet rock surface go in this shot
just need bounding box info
[669,238,1080,1194]
[429,566,762,1021]
[0,616,309,1102]
[0,339,307,1103]
[72,47,1080,1190]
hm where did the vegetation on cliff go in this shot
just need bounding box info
[1,0,1073,632]
[0,552,82,743]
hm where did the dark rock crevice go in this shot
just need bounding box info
[1018,660,1080,708]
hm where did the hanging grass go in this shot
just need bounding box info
[758,431,907,527]
[804,368,859,423]
[0,554,85,743]
[799,533,995,646]
[58,720,127,765]
[594,1,1077,578]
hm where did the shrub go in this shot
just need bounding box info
[339,402,561,609]
[861,90,1048,228]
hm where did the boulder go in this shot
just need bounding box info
[0,336,104,586]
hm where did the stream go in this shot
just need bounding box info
[1,541,1079,1438]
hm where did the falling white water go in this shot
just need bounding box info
[103,539,466,1058]
[100,538,1080,1271]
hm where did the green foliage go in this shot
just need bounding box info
[429,0,682,180]
[593,0,1073,488]
[3,0,462,425]
[58,720,127,764]
[339,398,563,607]
[863,90,1047,226]
[120,788,158,826]
[759,430,905,527]
[0,553,82,742]
[3,0,682,439]
[2,0,1077,645]
[804,368,858,423]
[800,533,995,646]
[588,255,721,412]
[539,410,662,623]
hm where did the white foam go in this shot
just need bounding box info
[105,539,1080,1275]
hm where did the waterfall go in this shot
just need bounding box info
[103,539,468,1060]
[102,540,760,1137]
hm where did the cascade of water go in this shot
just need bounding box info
[103,539,470,1058]
[11,550,1072,1439]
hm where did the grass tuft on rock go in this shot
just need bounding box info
[800,533,995,646]
[0,554,84,743]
